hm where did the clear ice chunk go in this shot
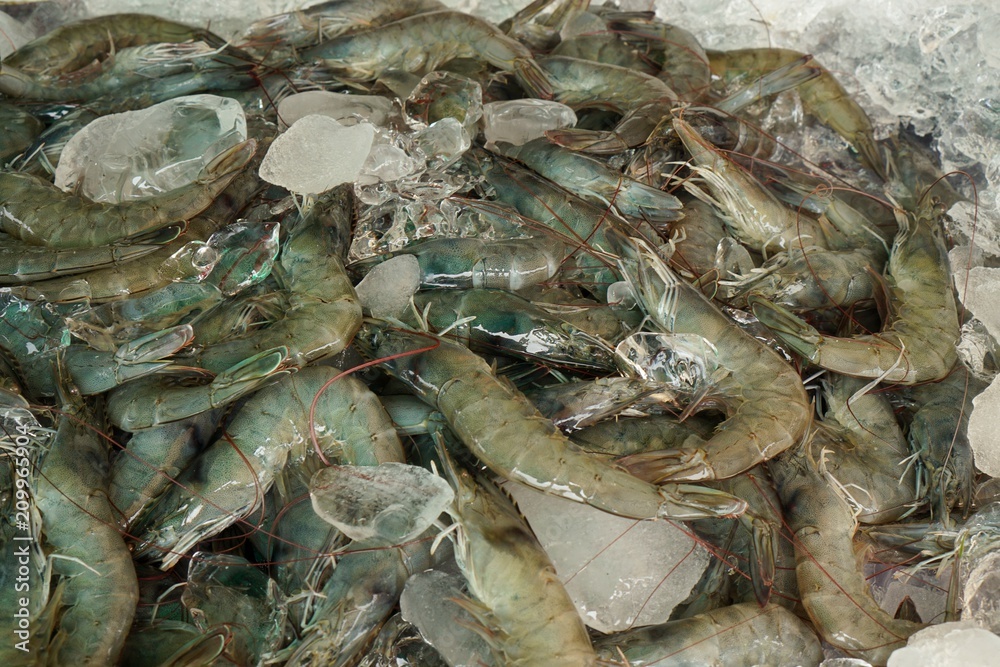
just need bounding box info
[963,550,1000,634]
[276,90,399,129]
[259,114,375,195]
[354,254,421,320]
[309,463,454,544]
[968,373,1000,478]
[481,99,577,147]
[400,569,494,667]
[504,481,708,633]
[954,266,1000,344]
[55,94,246,203]
[0,11,36,59]
[414,118,472,167]
[887,621,1000,666]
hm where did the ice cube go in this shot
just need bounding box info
[259,115,375,195]
[0,11,36,59]
[414,118,472,166]
[55,94,246,203]
[969,373,1000,478]
[404,71,483,135]
[400,569,493,667]
[309,463,454,544]
[963,550,1000,634]
[504,481,708,633]
[954,266,1000,344]
[481,99,577,147]
[887,621,1000,666]
[276,90,398,129]
[354,255,421,320]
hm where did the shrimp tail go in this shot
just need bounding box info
[746,513,777,606]
[748,295,821,362]
[617,448,714,483]
[544,128,630,154]
[513,56,554,99]
[657,483,748,519]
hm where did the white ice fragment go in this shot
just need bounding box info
[819,660,873,667]
[963,549,1000,634]
[954,266,1000,344]
[400,569,493,667]
[354,255,421,320]
[887,621,1000,666]
[55,94,246,203]
[276,90,398,129]
[259,115,374,195]
[481,99,577,147]
[309,463,454,544]
[504,481,708,633]
[0,11,36,59]
[969,374,1000,478]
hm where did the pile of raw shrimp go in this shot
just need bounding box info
[2,1,998,665]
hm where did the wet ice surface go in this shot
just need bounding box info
[309,463,454,544]
[887,621,1000,666]
[963,550,1000,634]
[55,94,247,203]
[276,90,399,129]
[504,481,708,633]
[354,255,422,319]
[481,99,577,147]
[400,569,493,667]
[968,375,1000,478]
[259,114,375,195]
[0,10,36,58]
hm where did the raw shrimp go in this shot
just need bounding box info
[34,367,138,665]
[594,602,822,666]
[301,10,553,99]
[495,138,683,223]
[0,224,184,284]
[440,454,598,666]
[355,321,748,520]
[751,199,959,384]
[1,13,228,77]
[406,288,618,371]
[770,432,923,665]
[350,235,565,291]
[186,185,362,373]
[613,232,811,481]
[708,47,885,178]
[0,139,256,249]
[133,366,404,569]
[538,54,677,112]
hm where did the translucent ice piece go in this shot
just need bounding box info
[55,94,246,203]
[259,115,375,195]
[405,71,484,135]
[964,550,1000,634]
[504,481,708,633]
[887,621,1000,667]
[414,118,472,166]
[0,11,36,59]
[969,373,1000,478]
[400,569,494,667]
[481,99,577,147]
[310,463,454,544]
[354,254,421,319]
[276,90,399,129]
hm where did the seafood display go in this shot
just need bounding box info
[1,1,998,666]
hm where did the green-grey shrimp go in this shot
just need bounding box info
[301,10,553,99]
[751,199,959,384]
[594,602,822,666]
[133,365,403,569]
[0,139,255,249]
[708,47,885,178]
[613,232,811,481]
[770,432,923,665]
[538,54,677,112]
[356,322,747,520]
[440,454,598,666]
[34,368,138,665]
[1,13,228,77]
[406,288,618,371]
